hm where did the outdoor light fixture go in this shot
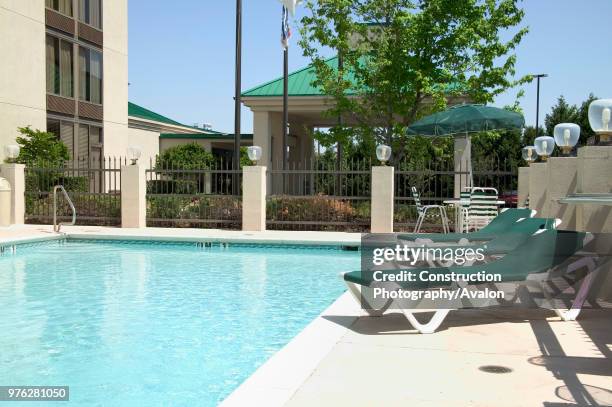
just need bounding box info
[521,146,537,165]
[127,146,142,165]
[588,98,612,143]
[247,146,262,165]
[4,144,20,162]
[376,144,392,165]
[553,123,580,155]
[534,136,555,161]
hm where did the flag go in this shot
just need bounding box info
[279,0,301,16]
[281,6,291,49]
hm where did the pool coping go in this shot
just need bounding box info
[0,225,362,248]
[219,291,359,407]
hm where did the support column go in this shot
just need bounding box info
[546,157,577,230]
[517,166,530,209]
[121,164,146,228]
[576,146,612,232]
[528,162,548,217]
[371,166,394,233]
[454,136,471,198]
[0,163,25,225]
[242,166,266,231]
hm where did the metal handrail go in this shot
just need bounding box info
[53,185,76,232]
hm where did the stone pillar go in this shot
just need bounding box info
[242,166,267,231]
[0,163,25,225]
[528,162,548,217]
[371,166,394,233]
[121,164,146,228]
[454,135,471,198]
[517,167,530,209]
[546,157,578,230]
[576,146,612,232]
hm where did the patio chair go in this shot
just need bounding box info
[343,229,600,333]
[463,187,500,232]
[398,207,536,243]
[412,187,450,234]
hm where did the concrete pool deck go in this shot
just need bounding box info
[2,225,611,406]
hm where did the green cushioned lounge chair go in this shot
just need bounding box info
[397,207,536,243]
[343,229,601,334]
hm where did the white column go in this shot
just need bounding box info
[517,167,530,209]
[576,146,612,232]
[121,164,146,228]
[546,157,577,230]
[528,162,548,217]
[454,135,471,198]
[242,166,267,231]
[0,163,25,225]
[371,166,394,233]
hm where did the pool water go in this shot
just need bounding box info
[0,240,359,406]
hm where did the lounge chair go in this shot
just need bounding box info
[343,229,601,334]
[415,217,559,267]
[398,207,536,243]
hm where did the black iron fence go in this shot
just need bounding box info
[23,156,517,232]
[145,159,242,229]
[266,159,372,232]
[25,157,123,226]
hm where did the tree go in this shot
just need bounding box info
[299,0,530,162]
[12,126,69,166]
[576,93,597,145]
[544,96,579,136]
[156,143,215,169]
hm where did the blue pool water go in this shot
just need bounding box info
[0,239,359,406]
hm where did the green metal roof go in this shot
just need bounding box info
[242,55,467,98]
[242,56,353,97]
[160,133,253,140]
[128,102,184,126]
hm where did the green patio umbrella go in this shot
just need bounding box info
[406,104,525,192]
[406,104,525,136]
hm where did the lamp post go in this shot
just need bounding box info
[233,0,242,194]
[532,74,548,137]
[376,145,392,166]
[521,146,537,165]
[247,146,262,165]
[588,99,612,145]
[534,136,555,161]
[553,123,580,155]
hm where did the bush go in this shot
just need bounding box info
[267,194,369,224]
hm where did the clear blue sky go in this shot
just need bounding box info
[128,0,612,133]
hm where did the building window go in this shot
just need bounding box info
[47,118,75,161]
[78,0,102,29]
[48,118,103,163]
[46,36,74,98]
[78,46,103,104]
[46,0,73,17]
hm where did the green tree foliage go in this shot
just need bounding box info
[299,0,530,161]
[544,96,578,136]
[156,143,215,169]
[12,126,69,165]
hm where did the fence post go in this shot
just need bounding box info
[242,166,266,231]
[0,163,25,225]
[371,166,394,233]
[121,163,146,228]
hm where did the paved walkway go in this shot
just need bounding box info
[285,306,612,407]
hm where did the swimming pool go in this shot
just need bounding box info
[0,239,359,406]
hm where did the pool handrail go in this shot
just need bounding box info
[53,185,76,233]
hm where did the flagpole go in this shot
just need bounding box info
[233,0,242,194]
[283,47,289,172]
